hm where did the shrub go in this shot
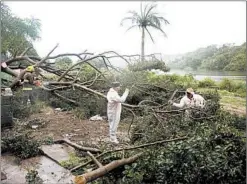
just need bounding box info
[2,133,41,159]
[128,60,169,72]
[219,78,235,92]
[198,77,216,88]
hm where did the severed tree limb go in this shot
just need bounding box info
[9,44,59,88]
[73,83,140,109]
[57,51,133,82]
[4,52,93,65]
[53,91,79,105]
[57,55,107,81]
[99,136,187,154]
[1,66,19,77]
[87,151,103,168]
[20,47,32,56]
[74,50,89,81]
[169,89,178,102]
[54,138,101,153]
[71,137,187,172]
[125,108,136,138]
[74,152,143,184]
[36,44,59,67]
[42,85,72,92]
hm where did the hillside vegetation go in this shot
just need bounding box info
[167,43,246,71]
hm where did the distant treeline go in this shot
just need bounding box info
[167,42,246,71]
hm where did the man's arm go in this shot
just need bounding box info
[173,97,185,108]
[111,89,129,103]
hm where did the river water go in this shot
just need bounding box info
[152,69,246,81]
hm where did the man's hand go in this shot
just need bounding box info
[125,88,129,93]
[168,100,173,105]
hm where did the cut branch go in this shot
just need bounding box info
[53,91,78,105]
[54,139,101,153]
[87,151,103,168]
[71,137,187,172]
[20,47,32,56]
[74,152,143,184]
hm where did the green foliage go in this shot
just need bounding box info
[60,152,85,169]
[169,43,246,71]
[12,91,47,119]
[198,77,216,88]
[123,112,245,184]
[147,73,198,89]
[54,57,73,70]
[128,60,169,72]
[1,3,41,57]
[218,78,246,96]
[2,133,41,159]
[41,136,54,145]
[25,170,43,184]
[219,78,235,91]
[87,71,244,184]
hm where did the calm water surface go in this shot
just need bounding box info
[159,69,246,81]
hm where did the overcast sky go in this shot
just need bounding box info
[6,1,246,59]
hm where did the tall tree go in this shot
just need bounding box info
[121,2,169,62]
[1,3,41,58]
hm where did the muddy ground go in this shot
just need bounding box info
[7,106,132,149]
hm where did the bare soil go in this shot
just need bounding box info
[25,107,131,149]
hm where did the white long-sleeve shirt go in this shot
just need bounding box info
[173,94,205,109]
[107,88,129,117]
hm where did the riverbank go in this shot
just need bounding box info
[152,69,246,81]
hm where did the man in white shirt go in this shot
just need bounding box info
[169,88,205,119]
[107,82,129,144]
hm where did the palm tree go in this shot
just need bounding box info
[121,3,170,62]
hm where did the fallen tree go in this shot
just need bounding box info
[1,45,245,184]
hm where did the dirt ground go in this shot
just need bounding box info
[24,107,131,149]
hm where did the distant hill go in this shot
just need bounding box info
[166,42,246,71]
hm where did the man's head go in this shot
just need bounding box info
[112,81,121,92]
[26,65,34,73]
[186,88,194,99]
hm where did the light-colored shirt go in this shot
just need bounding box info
[173,94,205,108]
[107,88,129,115]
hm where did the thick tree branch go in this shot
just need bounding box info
[74,152,143,184]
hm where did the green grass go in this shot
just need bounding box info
[197,88,246,115]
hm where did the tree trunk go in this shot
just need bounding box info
[141,27,145,62]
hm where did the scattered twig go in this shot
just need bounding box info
[54,139,101,153]
[87,151,103,168]
[70,136,187,172]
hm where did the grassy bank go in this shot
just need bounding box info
[196,77,246,116]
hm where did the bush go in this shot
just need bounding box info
[128,60,169,72]
[12,97,46,119]
[2,133,41,159]
[25,170,43,184]
[219,78,235,92]
[198,77,216,88]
